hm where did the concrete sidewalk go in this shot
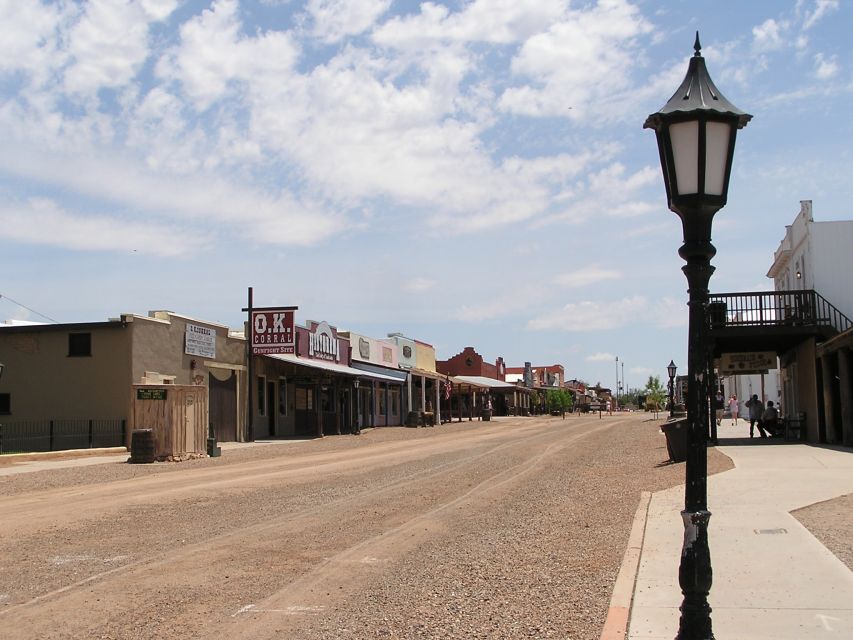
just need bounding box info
[628,420,853,639]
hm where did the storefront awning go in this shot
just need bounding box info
[265,353,403,383]
[350,361,409,381]
[452,375,520,390]
[407,367,446,381]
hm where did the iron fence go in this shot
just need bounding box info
[708,290,852,334]
[0,418,126,455]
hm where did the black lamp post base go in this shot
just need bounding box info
[676,509,714,639]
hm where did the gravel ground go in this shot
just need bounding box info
[793,492,853,571]
[0,414,734,640]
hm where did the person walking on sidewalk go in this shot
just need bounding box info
[728,394,740,425]
[746,394,767,438]
[714,391,725,426]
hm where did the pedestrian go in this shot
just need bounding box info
[728,394,739,425]
[714,391,724,426]
[745,394,767,438]
[761,400,780,437]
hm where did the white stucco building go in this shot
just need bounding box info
[765,200,853,443]
[767,200,853,319]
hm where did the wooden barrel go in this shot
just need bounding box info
[130,429,155,464]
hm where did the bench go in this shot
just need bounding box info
[782,412,806,441]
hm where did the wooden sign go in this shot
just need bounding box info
[137,388,168,400]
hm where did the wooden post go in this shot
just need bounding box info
[246,287,254,442]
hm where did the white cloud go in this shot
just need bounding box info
[553,266,621,288]
[0,140,343,248]
[586,352,616,362]
[156,0,300,110]
[527,294,687,332]
[752,18,785,53]
[139,0,180,21]
[307,0,391,43]
[402,277,436,293]
[813,53,838,79]
[0,1,67,86]
[527,296,648,332]
[0,198,206,256]
[801,0,840,30]
[63,0,159,95]
[499,0,652,119]
[372,0,566,49]
[630,366,653,375]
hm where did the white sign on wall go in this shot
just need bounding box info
[185,324,216,358]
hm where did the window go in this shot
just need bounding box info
[295,386,313,410]
[391,388,400,416]
[257,376,266,415]
[68,333,91,357]
[278,378,287,416]
[320,387,333,412]
[0,393,10,414]
[378,386,387,415]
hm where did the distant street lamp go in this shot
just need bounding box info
[644,33,752,640]
[615,356,619,411]
[668,360,677,418]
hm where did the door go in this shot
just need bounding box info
[267,381,276,437]
[209,370,237,442]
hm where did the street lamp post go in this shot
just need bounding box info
[644,33,751,640]
[615,356,619,411]
[668,360,677,418]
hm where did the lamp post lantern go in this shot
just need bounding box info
[668,360,677,418]
[644,33,751,640]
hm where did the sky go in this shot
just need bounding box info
[1,0,851,391]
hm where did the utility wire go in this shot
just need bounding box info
[0,293,60,324]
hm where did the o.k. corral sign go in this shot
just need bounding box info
[251,308,296,355]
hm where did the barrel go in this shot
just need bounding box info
[129,428,155,464]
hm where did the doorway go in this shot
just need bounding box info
[209,370,237,442]
[267,380,276,437]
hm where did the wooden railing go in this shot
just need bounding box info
[708,290,852,334]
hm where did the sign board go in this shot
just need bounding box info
[308,321,340,362]
[185,324,216,358]
[251,309,295,355]
[137,388,167,400]
[719,352,777,375]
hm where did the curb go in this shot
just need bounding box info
[599,491,652,640]
[0,446,127,464]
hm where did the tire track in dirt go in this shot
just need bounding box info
[0,417,616,639]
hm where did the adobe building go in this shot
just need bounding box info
[0,311,247,447]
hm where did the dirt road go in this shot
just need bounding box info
[0,413,728,639]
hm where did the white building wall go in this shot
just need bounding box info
[726,370,781,412]
[809,221,853,319]
[768,200,853,321]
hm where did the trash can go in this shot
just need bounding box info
[129,428,155,464]
[481,409,492,421]
[661,419,687,463]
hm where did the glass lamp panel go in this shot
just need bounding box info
[704,121,731,196]
[669,120,698,195]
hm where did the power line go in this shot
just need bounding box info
[0,293,60,324]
